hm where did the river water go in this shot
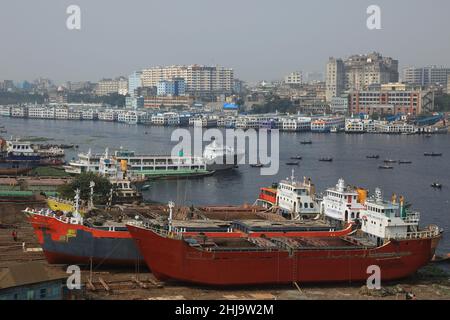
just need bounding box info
[3,117,450,254]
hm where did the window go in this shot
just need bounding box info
[27,290,35,300]
[40,288,47,299]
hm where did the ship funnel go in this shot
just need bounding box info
[391,193,397,204]
[375,188,383,203]
[337,179,345,192]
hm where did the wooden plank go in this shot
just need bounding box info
[86,278,96,291]
[98,277,110,292]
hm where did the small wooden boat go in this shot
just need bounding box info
[300,140,312,145]
[398,160,412,164]
[319,158,333,162]
[285,162,300,166]
[379,165,394,169]
[431,183,442,189]
[250,163,264,168]
[424,152,442,157]
[290,156,302,160]
[384,159,397,163]
[366,155,380,159]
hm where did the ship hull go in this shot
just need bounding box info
[127,225,440,286]
[29,214,144,267]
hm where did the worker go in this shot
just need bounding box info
[12,230,18,242]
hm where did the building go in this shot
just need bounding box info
[95,79,119,96]
[326,53,399,101]
[403,66,450,86]
[0,262,71,300]
[344,53,398,91]
[157,78,186,96]
[48,87,68,104]
[326,58,345,101]
[128,71,142,97]
[125,96,144,109]
[349,83,434,116]
[284,71,303,85]
[330,96,349,114]
[448,74,450,93]
[141,65,234,96]
[118,77,128,96]
[143,96,194,109]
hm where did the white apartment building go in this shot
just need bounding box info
[326,58,345,101]
[403,66,450,86]
[141,65,233,95]
[284,71,303,85]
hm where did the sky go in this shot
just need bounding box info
[1,0,449,83]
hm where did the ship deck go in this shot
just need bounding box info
[184,234,377,252]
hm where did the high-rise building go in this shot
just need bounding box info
[326,58,345,101]
[326,53,399,101]
[141,65,233,96]
[403,66,450,86]
[284,71,303,85]
[128,71,142,97]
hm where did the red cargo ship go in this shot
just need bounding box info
[25,208,144,267]
[127,224,441,286]
[128,190,442,286]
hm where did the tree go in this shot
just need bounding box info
[58,172,112,205]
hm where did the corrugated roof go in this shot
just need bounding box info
[0,262,66,290]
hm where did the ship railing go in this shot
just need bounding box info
[395,225,441,240]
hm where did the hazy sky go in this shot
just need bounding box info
[1,0,449,83]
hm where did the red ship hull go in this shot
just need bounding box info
[28,214,144,267]
[127,225,440,286]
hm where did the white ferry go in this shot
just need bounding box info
[321,178,366,223]
[255,171,320,220]
[203,140,244,171]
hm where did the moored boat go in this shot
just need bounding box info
[127,188,442,286]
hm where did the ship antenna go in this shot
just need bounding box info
[168,201,175,233]
[89,181,95,210]
[74,189,80,214]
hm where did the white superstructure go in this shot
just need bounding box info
[276,171,320,219]
[321,178,366,223]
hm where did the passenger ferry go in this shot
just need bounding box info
[321,178,366,223]
[256,171,320,220]
[311,116,345,133]
[64,141,240,178]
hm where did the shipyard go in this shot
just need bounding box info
[1,1,450,310]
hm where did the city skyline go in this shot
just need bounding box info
[1,0,450,83]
